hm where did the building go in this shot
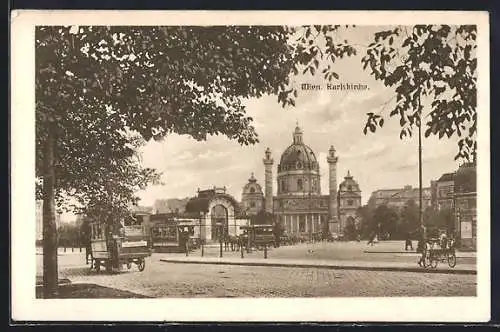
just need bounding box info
[453,163,477,250]
[338,171,362,230]
[240,173,265,216]
[242,124,361,236]
[367,185,432,211]
[152,198,190,214]
[428,164,477,250]
[434,172,455,211]
[183,187,250,243]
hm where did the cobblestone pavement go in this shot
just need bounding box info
[38,253,476,298]
[190,241,476,265]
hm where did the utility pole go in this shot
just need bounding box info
[418,115,423,229]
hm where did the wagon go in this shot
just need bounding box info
[89,221,152,273]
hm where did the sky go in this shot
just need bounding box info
[133,26,462,208]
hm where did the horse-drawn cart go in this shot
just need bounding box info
[90,222,152,273]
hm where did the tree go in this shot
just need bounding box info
[343,218,357,241]
[359,25,477,162]
[424,206,454,236]
[372,204,399,240]
[37,26,354,297]
[356,205,375,238]
[400,199,420,235]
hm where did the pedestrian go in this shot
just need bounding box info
[367,231,376,246]
[417,225,427,267]
[439,230,448,249]
[405,231,413,251]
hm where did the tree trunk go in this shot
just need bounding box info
[42,123,58,298]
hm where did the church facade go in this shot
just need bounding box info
[241,124,362,236]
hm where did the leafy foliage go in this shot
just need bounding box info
[400,199,420,234]
[36,25,358,219]
[343,218,358,241]
[360,25,477,162]
[424,206,454,235]
[372,204,399,239]
[36,26,294,219]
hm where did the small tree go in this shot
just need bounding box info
[356,205,375,239]
[343,220,357,241]
[400,199,420,236]
[373,204,399,240]
[424,207,454,235]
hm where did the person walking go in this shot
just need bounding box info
[405,231,413,251]
[417,226,427,267]
[367,231,376,246]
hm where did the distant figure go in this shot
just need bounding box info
[439,230,448,249]
[367,232,376,246]
[85,237,93,266]
[82,221,93,266]
[405,232,413,251]
[417,226,427,267]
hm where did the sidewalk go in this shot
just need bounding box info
[158,254,476,275]
[36,247,86,256]
[364,250,477,258]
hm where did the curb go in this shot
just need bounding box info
[159,259,476,275]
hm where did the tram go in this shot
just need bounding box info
[89,221,151,273]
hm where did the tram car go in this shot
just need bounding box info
[89,221,151,273]
[150,215,200,252]
[240,224,275,250]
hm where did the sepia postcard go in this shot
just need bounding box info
[10,10,490,322]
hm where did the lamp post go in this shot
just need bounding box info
[218,222,223,258]
[418,114,423,229]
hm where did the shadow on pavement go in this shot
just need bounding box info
[35,283,151,298]
[61,266,145,277]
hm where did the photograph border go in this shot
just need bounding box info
[10,10,491,322]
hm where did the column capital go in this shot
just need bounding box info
[327,156,338,164]
[263,147,274,165]
[327,145,338,164]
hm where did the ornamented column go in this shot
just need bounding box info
[263,147,274,213]
[327,145,339,234]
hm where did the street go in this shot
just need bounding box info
[36,242,476,298]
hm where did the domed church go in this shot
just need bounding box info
[241,124,362,236]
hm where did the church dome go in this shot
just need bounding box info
[278,124,319,172]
